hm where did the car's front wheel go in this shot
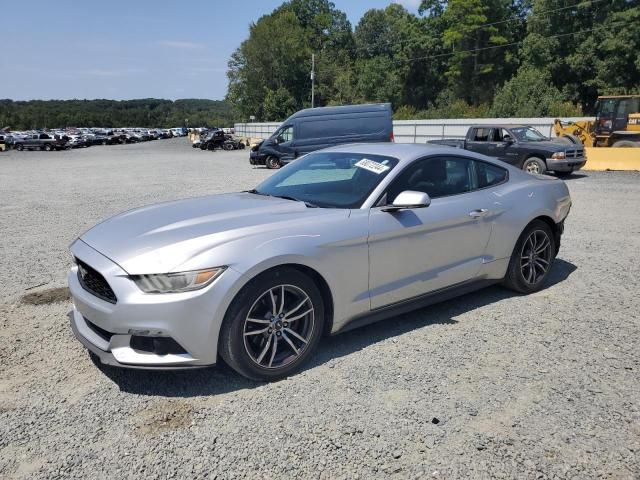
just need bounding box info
[522,157,546,175]
[503,220,556,294]
[266,156,282,169]
[219,268,325,381]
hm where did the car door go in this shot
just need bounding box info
[367,155,494,309]
[493,128,520,166]
[466,127,492,156]
[273,125,296,161]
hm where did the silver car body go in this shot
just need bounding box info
[68,144,571,368]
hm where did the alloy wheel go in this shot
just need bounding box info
[520,229,552,285]
[243,284,314,369]
[525,161,541,174]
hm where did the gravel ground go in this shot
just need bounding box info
[0,139,638,479]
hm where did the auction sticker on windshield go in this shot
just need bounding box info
[355,158,390,174]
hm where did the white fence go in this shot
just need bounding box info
[235,117,593,143]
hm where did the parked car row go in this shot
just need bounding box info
[192,128,246,151]
[2,127,188,151]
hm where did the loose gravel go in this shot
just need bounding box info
[0,140,639,479]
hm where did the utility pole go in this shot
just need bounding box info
[311,53,316,108]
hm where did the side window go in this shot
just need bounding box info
[277,126,294,143]
[475,161,508,188]
[472,128,491,142]
[386,156,473,202]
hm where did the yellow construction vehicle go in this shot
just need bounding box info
[553,95,640,147]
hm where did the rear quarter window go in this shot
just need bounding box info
[476,161,508,188]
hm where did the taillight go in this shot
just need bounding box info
[390,131,395,142]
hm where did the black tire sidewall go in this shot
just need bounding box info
[504,220,556,293]
[220,268,325,381]
[522,157,546,175]
[266,156,281,169]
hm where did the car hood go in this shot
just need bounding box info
[520,140,575,152]
[79,192,347,274]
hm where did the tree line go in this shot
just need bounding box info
[0,99,235,130]
[226,0,640,121]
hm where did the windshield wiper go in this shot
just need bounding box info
[245,190,319,208]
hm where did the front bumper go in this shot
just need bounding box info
[546,157,587,172]
[68,239,242,369]
[249,150,266,165]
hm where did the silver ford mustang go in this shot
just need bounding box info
[69,144,572,380]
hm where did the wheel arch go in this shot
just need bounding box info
[224,262,335,337]
[526,215,561,255]
[522,153,547,166]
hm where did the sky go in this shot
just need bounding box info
[1,0,419,101]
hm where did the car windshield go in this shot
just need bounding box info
[510,126,547,142]
[252,151,399,209]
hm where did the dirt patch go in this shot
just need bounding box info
[20,287,70,305]
[134,400,193,436]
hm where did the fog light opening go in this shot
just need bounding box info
[130,336,188,356]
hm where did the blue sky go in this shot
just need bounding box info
[1,0,419,101]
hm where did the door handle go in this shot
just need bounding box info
[469,209,489,218]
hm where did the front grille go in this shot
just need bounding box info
[76,259,117,304]
[566,149,584,158]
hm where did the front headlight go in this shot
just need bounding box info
[551,152,566,160]
[131,267,225,294]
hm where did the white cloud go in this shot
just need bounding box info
[158,40,205,50]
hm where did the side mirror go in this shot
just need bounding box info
[382,191,431,212]
[503,135,513,144]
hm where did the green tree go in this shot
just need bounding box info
[491,68,582,117]
[432,0,519,104]
[520,0,640,112]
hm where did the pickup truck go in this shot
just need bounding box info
[13,133,68,151]
[428,124,586,176]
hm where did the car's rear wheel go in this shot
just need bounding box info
[266,156,282,169]
[219,268,325,381]
[522,157,546,175]
[223,142,234,151]
[503,220,556,294]
[612,140,639,148]
[43,144,52,151]
[16,144,24,151]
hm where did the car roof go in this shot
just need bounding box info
[319,142,511,168]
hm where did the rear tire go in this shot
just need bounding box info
[503,220,556,294]
[16,144,24,151]
[219,268,325,381]
[522,157,546,175]
[266,156,282,169]
[43,144,52,151]
[612,140,639,148]
[555,134,582,145]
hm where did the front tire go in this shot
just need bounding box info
[522,157,546,175]
[503,220,556,294]
[219,268,325,381]
[266,156,282,169]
